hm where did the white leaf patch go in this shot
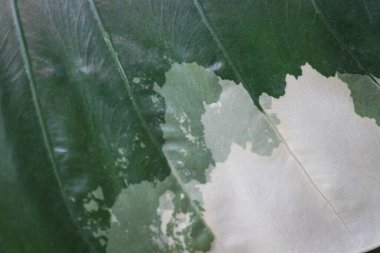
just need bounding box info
[198,64,380,253]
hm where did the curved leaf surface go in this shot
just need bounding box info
[0,0,379,252]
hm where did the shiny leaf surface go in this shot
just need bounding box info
[1,0,379,252]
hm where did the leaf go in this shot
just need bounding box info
[158,62,380,253]
[0,0,379,253]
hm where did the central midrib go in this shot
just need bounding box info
[9,0,99,252]
[192,0,359,243]
[86,0,228,252]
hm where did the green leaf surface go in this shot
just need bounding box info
[1,0,379,252]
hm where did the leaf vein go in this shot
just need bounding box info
[86,1,226,251]
[192,0,359,242]
[9,0,99,251]
[309,0,380,88]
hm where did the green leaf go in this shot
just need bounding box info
[1,0,379,252]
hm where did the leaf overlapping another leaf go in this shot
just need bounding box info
[1,0,380,252]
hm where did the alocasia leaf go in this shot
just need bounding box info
[0,0,379,252]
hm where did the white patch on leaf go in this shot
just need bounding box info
[115,147,129,169]
[132,77,141,84]
[108,208,120,224]
[197,63,380,252]
[208,61,224,72]
[54,147,67,153]
[156,191,192,252]
[157,191,175,236]
[176,112,197,144]
[83,199,99,212]
[91,186,104,201]
[264,64,380,247]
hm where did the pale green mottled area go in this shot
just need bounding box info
[81,186,109,247]
[156,63,222,184]
[338,74,380,125]
[106,176,213,253]
[92,187,105,201]
[106,62,223,253]
[202,81,280,162]
[157,61,281,202]
[157,62,280,183]
[106,62,283,253]
[84,199,99,212]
